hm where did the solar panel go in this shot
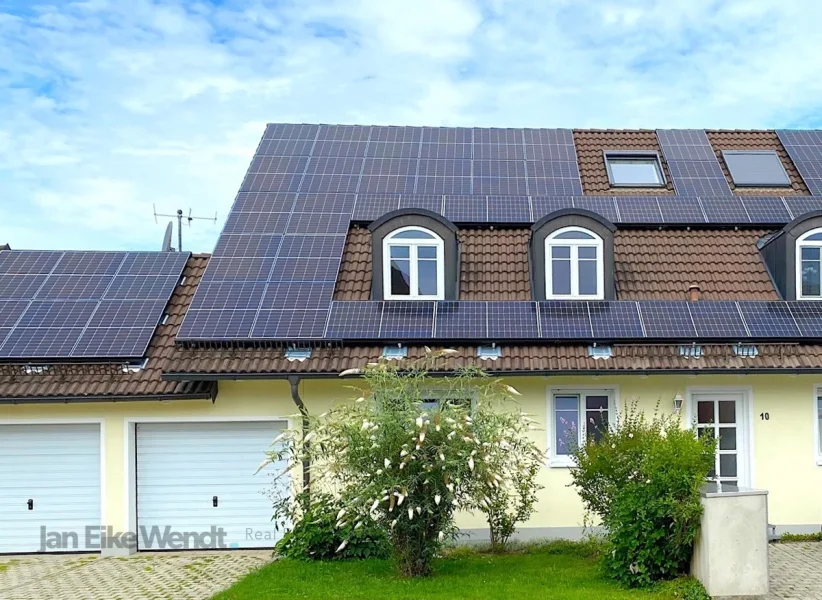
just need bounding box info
[737,301,800,338]
[359,175,416,194]
[614,196,663,224]
[531,196,575,221]
[189,282,267,311]
[370,126,423,143]
[247,155,309,175]
[278,235,346,258]
[589,302,644,338]
[444,196,487,222]
[418,159,471,177]
[777,130,822,196]
[473,177,528,196]
[232,192,296,213]
[251,309,329,338]
[786,302,822,337]
[213,235,282,257]
[296,193,356,214]
[222,212,290,235]
[656,129,718,161]
[256,139,314,156]
[739,196,791,224]
[35,275,110,300]
[53,252,125,275]
[422,127,472,144]
[539,301,592,339]
[487,301,540,339]
[87,300,169,328]
[73,327,156,358]
[325,301,383,338]
[103,275,180,301]
[380,301,435,338]
[666,160,732,196]
[199,257,274,282]
[529,178,584,196]
[260,282,335,310]
[699,196,750,223]
[0,251,62,275]
[0,300,28,327]
[177,309,256,339]
[268,258,340,282]
[472,144,524,160]
[312,140,368,158]
[434,301,487,338]
[415,176,472,195]
[419,143,472,159]
[263,123,319,140]
[288,212,350,235]
[301,174,361,194]
[0,327,83,358]
[638,301,697,338]
[18,300,98,328]
[487,196,531,222]
[0,275,48,299]
[352,194,401,221]
[689,301,748,338]
[793,162,822,195]
[574,197,618,222]
[783,196,822,220]
[240,172,303,193]
[657,196,706,223]
[317,124,371,141]
[117,252,188,276]
[399,195,445,214]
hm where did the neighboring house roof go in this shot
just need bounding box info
[0,255,215,402]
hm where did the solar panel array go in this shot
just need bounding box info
[0,250,188,359]
[656,130,732,196]
[776,130,822,195]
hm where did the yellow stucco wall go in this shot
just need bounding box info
[3,373,821,536]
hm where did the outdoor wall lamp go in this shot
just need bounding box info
[673,394,684,413]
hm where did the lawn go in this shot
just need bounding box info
[212,544,672,600]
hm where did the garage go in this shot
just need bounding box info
[0,423,102,554]
[135,420,287,550]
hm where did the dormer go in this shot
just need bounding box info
[759,211,822,300]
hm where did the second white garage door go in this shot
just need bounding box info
[136,421,287,550]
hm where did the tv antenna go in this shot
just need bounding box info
[153,206,218,252]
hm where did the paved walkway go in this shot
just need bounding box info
[0,551,271,600]
[769,542,822,600]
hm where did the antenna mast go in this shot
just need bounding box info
[153,205,218,251]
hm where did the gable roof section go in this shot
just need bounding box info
[335,227,779,302]
[0,255,215,402]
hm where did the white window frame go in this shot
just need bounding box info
[383,226,445,300]
[815,386,822,466]
[604,151,665,188]
[796,228,822,300]
[545,226,604,300]
[546,386,618,468]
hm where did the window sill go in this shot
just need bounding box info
[816,458,822,467]
[548,458,575,469]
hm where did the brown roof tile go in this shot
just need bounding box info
[705,130,809,195]
[574,129,674,195]
[0,255,215,401]
[335,227,778,302]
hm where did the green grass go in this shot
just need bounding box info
[213,544,671,600]
[777,532,822,543]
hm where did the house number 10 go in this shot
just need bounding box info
[759,412,770,420]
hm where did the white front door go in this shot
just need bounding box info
[136,421,287,550]
[0,423,101,553]
[692,391,750,488]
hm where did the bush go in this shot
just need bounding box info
[262,351,542,577]
[275,492,389,561]
[569,400,716,587]
[656,576,711,600]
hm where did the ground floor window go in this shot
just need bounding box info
[816,390,822,464]
[548,388,614,467]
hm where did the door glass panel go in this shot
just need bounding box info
[697,427,715,440]
[718,401,736,424]
[390,259,411,295]
[719,454,737,478]
[718,427,736,450]
[697,401,715,424]
[722,480,738,488]
[417,260,438,296]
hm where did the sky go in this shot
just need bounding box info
[1,0,822,253]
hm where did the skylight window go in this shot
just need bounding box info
[722,151,790,187]
[604,152,665,187]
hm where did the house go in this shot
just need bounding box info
[2,125,822,555]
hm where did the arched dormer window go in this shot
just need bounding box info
[369,209,459,301]
[383,226,445,300]
[797,228,822,299]
[530,209,616,302]
[545,227,604,299]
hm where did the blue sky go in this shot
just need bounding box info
[1,0,822,253]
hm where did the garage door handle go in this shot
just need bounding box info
[27,499,33,510]
[213,496,218,508]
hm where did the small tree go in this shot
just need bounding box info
[568,400,716,587]
[261,351,543,577]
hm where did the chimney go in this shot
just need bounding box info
[688,284,701,302]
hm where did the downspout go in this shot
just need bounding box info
[288,376,311,494]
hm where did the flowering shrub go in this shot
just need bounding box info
[569,401,716,587]
[261,351,543,577]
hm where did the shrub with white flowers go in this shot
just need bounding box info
[261,350,544,577]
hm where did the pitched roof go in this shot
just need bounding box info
[0,255,215,402]
[335,227,779,302]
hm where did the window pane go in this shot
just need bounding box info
[718,427,736,450]
[697,426,715,440]
[718,401,736,424]
[801,247,820,260]
[417,260,438,296]
[806,232,822,242]
[551,260,572,295]
[609,158,662,185]
[578,247,597,259]
[719,454,737,478]
[585,395,608,410]
[390,259,411,295]
[818,396,822,454]
[390,245,410,259]
[802,260,821,297]
[392,229,435,239]
[578,260,598,296]
[554,399,579,456]
[551,246,571,258]
[586,409,608,443]
[554,230,595,240]
[418,246,438,259]
[697,401,714,424]
[555,395,579,411]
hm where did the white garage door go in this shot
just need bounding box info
[136,421,287,550]
[0,423,101,554]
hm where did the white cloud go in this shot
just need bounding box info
[1,0,822,252]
